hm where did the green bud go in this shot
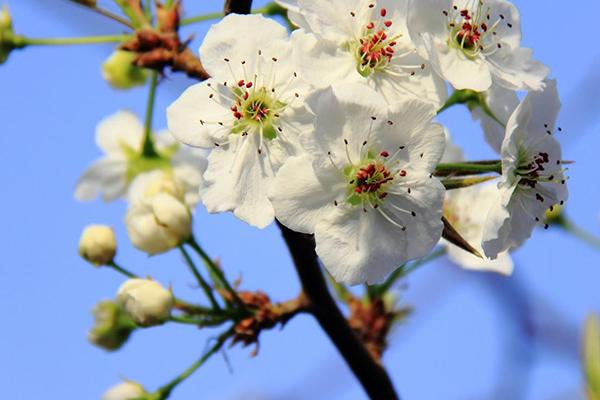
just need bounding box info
[0,5,15,65]
[88,300,137,351]
[102,50,147,90]
[584,314,600,400]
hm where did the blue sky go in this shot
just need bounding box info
[1,1,599,399]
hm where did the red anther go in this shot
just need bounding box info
[384,20,392,27]
[481,22,488,31]
[366,22,375,30]
[238,80,245,87]
[379,192,388,199]
[243,92,249,100]
[366,164,376,174]
[380,151,390,157]
[399,170,407,177]
[355,187,363,194]
[233,112,242,119]
[246,82,253,88]
[231,105,238,112]
[380,8,387,17]
[389,41,397,46]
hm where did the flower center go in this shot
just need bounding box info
[344,150,398,207]
[444,2,512,59]
[229,80,285,140]
[349,7,400,77]
[516,151,550,190]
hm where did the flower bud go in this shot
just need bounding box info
[102,50,148,90]
[126,171,192,255]
[78,225,117,266]
[117,278,174,327]
[101,381,146,400]
[88,300,136,351]
[0,5,15,65]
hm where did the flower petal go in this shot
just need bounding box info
[75,158,128,202]
[96,110,143,154]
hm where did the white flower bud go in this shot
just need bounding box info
[102,50,147,90]
[101,381,146,400]
[78,225,117,266]
[117,278,174,327]
[125,171,192,255]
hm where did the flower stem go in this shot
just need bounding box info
[186,236,244,307]
[435,161,502,177]
[15,34,131,47]
[142,71,160,158]
[156,328,234,399]
[178,245,221,311]
[107,261,137,278]
[180,11,224,26]
[558,218,600,251]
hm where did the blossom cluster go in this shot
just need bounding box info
[79,0,568,286]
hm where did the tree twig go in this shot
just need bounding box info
[277,221,400,400]
[224,0,253,15]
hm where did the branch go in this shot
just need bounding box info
[224,0,253,15]
[277,221,400,400]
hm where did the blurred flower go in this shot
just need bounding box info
[125,171,191,255]
[584,314,600,400]
[482,80,568,258]
[75,110,206,206]
[282,0,447,107]
[101,381,146,400]
[444,185,513,275]
[271,84,446,284]
[0,5,15,65]
[117,278,174,327]
[102,50,148,90]
[78,225,117,266]
[167,14,312,228]
[407,0,548,91]
[88,300,136,351]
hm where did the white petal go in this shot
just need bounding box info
[423,33,492,91]
[201,134,276,228]
[74,158,128,202]
[487,46,549,91]
[447,245,513,275]
[270,155,344,234]
[274,0,311,30]
[199,14,289,80]
[406,0,448,51]
[167,79,233,148]
[96,110,143,155]
[296,0,370,43]
[481,183,519,258]
[472,85,519,154]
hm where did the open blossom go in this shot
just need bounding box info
[471,84,519,153]
[75,110,206,206]
[482,80,568,258]
[271,84,446,284]
[444,184,513,275]
[280,0,447,106]
[167,14,311,228]
[125,171,191,255]
[407,0,548,92]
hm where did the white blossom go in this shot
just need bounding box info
[471,84,519,153]
[125,171,192,255]
[75,110,206,206]
[101,381,145,400]
[482,80,568,258]
[282,0,447,106]
[78,225,117,266]
[167,14,312,228]
[407,0,549,92]
[444,184,513,275]
[271,84,446,284]
[117,278,174,327]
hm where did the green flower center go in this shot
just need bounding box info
[230,82,286,141]
[343,150,398,207]
[122,141,178,183]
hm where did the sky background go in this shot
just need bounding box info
[1,1,600,399]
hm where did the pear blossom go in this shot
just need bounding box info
[167,14,311,228]
[407,0,549,92]
[444,184,513,275]
[117,278,174,327]
[101,381,146,400]
[125,171,192,255]
[271,84,446,284]
[471,84,519,153]
[482,80,568,258]
[75,110,206,206]
[281,0,447,106]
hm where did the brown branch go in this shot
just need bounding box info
[277,221,400,400]
[224,0,253,15]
